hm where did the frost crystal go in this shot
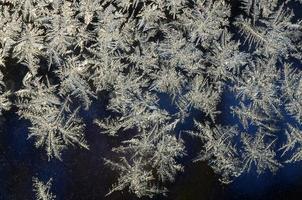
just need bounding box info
[33,177,56,200]
[0,0,302,198]
[16,78,88,160]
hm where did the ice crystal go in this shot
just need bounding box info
[0,0,301,198]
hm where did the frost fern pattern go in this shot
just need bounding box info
[0,0,302,199]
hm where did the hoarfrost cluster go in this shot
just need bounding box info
[0,0,302,199]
